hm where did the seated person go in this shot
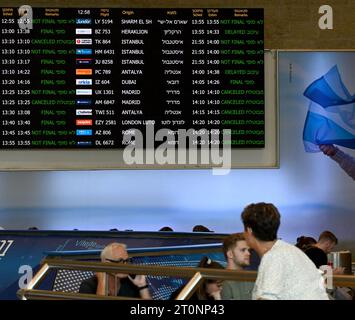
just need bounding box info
[242,202,329,300]
[79,242,151,299]
[304,231,340,270]
[221,232,254,300]
[170,256,223,300]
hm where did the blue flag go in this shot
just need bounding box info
[303,65,355,152]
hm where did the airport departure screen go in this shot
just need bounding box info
[0,8,264,148]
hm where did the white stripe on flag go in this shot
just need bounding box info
[323,66,351,100]
[309,102,355,136]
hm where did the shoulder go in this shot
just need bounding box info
[304,247,327,266]
[261,241,303,268]
[264,240,296,260]
[305,246,325,256]
[223,280,245,288]
[223,280,253,292]
[222,280,234,290]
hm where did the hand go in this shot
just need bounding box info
[319,144,338,156]
[129,274,147,288]
[130,275,152,299]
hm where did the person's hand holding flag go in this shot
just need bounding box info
[319,144,338,156]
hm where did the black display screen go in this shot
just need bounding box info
[0,8,264,149]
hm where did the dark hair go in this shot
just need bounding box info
[198,256,223,270]
[295,236,317,250]
[319,231,338,245]
[192,225,212,232]
[159,226,173,232]
[222,233,245,259]
[196,257,224,300]
[241,202,280,241]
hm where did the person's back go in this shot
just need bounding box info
[253,240,328,300]
[304,246,328,268]
[305,230,338,269]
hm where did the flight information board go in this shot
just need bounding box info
[0,8,264,149]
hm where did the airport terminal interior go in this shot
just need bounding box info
[0,0,354,301]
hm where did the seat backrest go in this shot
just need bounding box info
[52,269,95,293]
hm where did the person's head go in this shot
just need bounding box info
[100,243,130,278]
[241,202,280,249]
[196,257,224,300]
[192,225,212,232]
[295,236,317,251]
[223,233,250,269]
[317,231,338,254]
[159,226,173,232]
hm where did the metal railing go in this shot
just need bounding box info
[17,258,355,300]
[17,258,257,300]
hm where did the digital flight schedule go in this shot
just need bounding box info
[0,8,264,149]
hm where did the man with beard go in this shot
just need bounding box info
[221,232,254,300]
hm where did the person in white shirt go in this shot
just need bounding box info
[241,202,329,300]
[320,144,355,180]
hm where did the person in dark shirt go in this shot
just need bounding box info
[304,246,328,268]
[79,274,140,297]
[304,231,343,272]
[79,243,151,299]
